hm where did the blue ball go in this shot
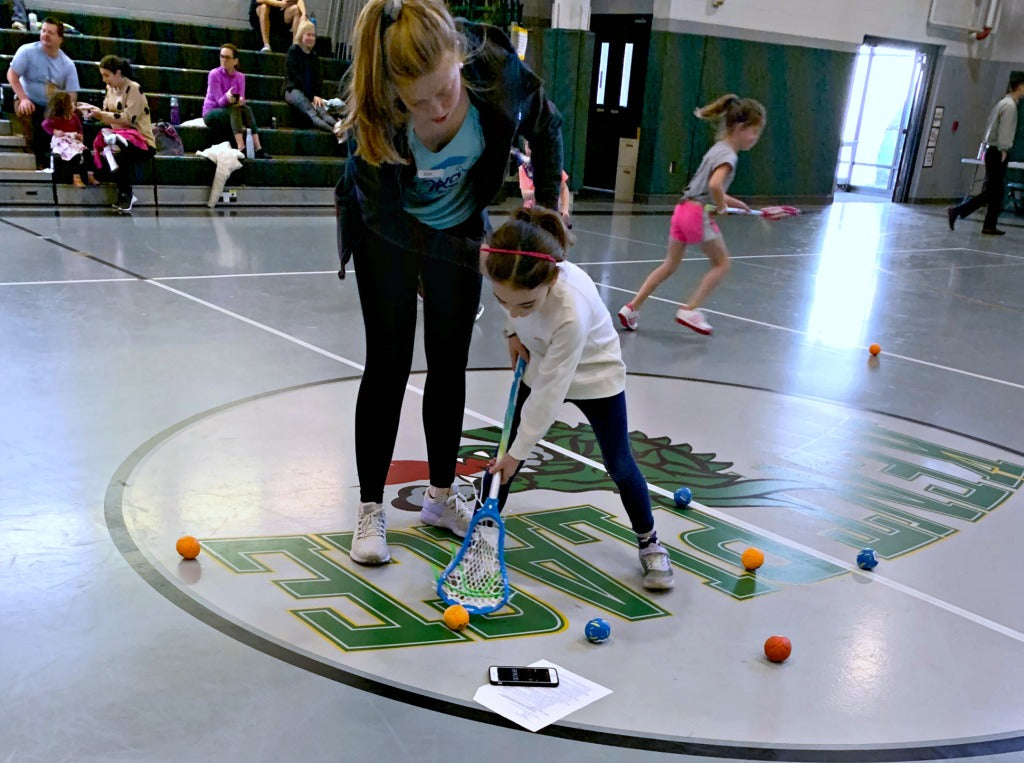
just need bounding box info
[584,617,611,643]
[857,548,879,570]
[674,487,693,508]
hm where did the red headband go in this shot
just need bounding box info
[480,245,557,262]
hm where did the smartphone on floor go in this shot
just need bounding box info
[488,665,559,687]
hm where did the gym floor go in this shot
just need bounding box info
[2,198,1023,762]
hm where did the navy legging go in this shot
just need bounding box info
[480,385,654,535]
[352,224,482,504]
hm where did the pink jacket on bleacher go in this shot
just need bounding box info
[203,67,247,116]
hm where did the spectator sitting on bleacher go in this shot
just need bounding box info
[5,17,79,169]
[43,90,99,188]
[202,43,270,159]
[285,20,342,135]
[3,0,28,30]
[250,0,306,53]
[77,55,156,212]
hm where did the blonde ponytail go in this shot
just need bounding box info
[340,0,465,166]
[694,93,766,139]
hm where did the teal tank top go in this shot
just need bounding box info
[403,101,485,230]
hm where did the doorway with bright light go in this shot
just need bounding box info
[836,41,933,201]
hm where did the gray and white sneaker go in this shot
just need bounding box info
[639,540,675,590]
[420,486,474,538]
[350,501,390,565]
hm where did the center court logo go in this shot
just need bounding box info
[105,372,1024,752]
[110,373,1023,658]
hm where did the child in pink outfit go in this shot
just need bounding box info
[42,91,98,188]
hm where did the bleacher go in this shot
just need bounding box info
[0,12,349,207]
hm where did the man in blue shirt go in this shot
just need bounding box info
[5,17,80,169]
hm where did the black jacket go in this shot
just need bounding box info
[284,44,322,98]
[335,21,563,278]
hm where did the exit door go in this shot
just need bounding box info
[584,14,651,190]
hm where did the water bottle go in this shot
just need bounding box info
[28,12,39,31]
[169,97,180,126]
[308,12,317,28]
[245,128,255,159]
[271,116,278,130]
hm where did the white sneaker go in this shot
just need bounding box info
[617,303,638,331]
[350,501,390,564]
[420,486,474,538]
[260,44,272,53]
[675,306,713,335]
[639,540,674,590]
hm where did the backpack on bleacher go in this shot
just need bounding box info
[154,122,184,157]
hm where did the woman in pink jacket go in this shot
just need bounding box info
[202,43,269,158]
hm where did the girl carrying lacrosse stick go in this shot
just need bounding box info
[618,94,765,336]
[480,206,673,591]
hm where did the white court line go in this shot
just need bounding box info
[15,233,1023,391]
[573,224,976,256]
[155,270,337,281]
[577,252,823,265]
[959,246,1024,261]
[0,277,136,287]
[595,282,1024,392]
[147,276,1024,647]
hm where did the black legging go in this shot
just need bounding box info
[203,105,258,145]
[352,222,483,504]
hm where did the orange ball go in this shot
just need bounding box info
[764,635,792,663]
[869,343,881,356]
[741,547,764,571]
[443,604,470,631]
[176,535,201,560]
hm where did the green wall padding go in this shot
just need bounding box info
[636,31,705,196]
[1010,101,1024,163]
[539,28,593,191]
[638,32,856,198]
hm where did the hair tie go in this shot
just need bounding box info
[379,0,402,71]
[381,0,402,32]
[481,246,557,262]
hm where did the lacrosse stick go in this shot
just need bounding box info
[436,357,526,615]
[719,205,801,220]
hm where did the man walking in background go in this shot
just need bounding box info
[947,70,1024,236]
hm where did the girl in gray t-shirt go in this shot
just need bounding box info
[618,94,765,335]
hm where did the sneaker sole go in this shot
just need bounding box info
[419,510,467,539]
[617,313,637,331]
[642,576,675,591]
[675,316,713,335]
[349,548,391,565]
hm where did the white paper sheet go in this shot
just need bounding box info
[472,659,612,732]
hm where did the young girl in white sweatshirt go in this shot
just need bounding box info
[480,206,673,591]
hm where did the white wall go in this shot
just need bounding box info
[653,0,1022,60]
[581,0,1023,59]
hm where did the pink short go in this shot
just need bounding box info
[669,201,721,245]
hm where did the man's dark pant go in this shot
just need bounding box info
[952,146,1008,231]
[13,99,50,170]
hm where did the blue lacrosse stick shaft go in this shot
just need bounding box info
[488,356,527,502]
